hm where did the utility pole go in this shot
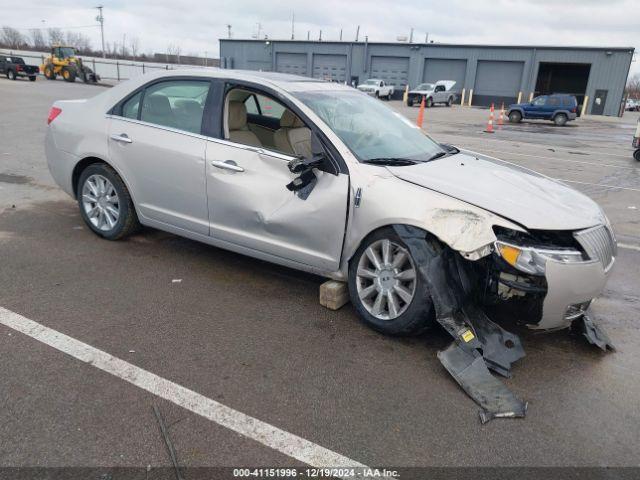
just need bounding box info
[319,30,322,41]
[425,32,429,43]
[355,25,360,42]
[409,27,414,43]
[122,33,126,58]
[340,28,343,41]
[227,24,232,39]
[95,5,105,58]
[291,12,295,40]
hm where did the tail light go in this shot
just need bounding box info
[16,64,23,71]
[47,106,62,125]
[571,107,577,113]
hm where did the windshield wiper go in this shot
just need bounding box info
[425,151,450,162]
[362,157,418,166]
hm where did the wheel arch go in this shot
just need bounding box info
[71,156,138,209]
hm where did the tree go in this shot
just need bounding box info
[129,37,140,59]
[627,74,640,99]
[47,28,64,45]
[30,29,46,50]
[167,43,181,63]
[65,31,92,53]
[1,26,25,49]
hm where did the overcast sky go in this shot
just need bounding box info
[4,0,639,76]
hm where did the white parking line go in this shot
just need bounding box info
[619,243,640,252]
[0,306,367,471]
[554,178,640,192]
[470,148,636,170]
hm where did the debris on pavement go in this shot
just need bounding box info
[572,313,615,351]
[153,405,184,480]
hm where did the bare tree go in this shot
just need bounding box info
[29,29,47,50]
[1,26,25,49]
[129,37,140,59]
[166,43,181,63]
[65,31,92,53]
[47,28,65,45]
[627,74,640,99]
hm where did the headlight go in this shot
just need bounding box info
[495,241,584,275]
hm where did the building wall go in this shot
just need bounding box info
[219,40,634,116]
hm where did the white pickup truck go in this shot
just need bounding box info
[407,80,458,107]
[357,79,395,100]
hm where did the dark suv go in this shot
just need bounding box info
[508,94,578,126]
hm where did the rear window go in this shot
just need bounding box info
[562,97,576,106]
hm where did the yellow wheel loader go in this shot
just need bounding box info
[40,45,100,83]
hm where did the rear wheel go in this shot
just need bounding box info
[7,70,16,80]
[29,76,37,82]
[348,228,434,336]
[553,113,568,126]
[387,91,393,101]
[77,164,140,240]
[407,97,414,107]
[508,110,522,123]
[446,96,453,107]
[634,149,640,162]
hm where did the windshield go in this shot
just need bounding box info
[416,83,434,90]
[294,89,445,162]
[364,80,378,85]
[58,47,76,58]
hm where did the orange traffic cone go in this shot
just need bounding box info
[416,95,426,129]
[485,103,495,133]
[498,102,504,129]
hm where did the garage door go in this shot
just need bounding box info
[370,56,409,90]
[422,59,466,91]
[275,53,308,76]
[473,60,524,106]
[312,54,347,82]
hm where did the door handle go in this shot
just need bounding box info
[211,160,244,172]
[110,133,132,144]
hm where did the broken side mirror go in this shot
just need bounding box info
[285,132,329,198]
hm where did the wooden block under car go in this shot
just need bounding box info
[319,280,350,310]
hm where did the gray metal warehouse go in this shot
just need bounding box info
[219,39,634,116]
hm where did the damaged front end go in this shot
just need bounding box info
[393,223,615,423]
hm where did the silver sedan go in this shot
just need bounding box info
[45,69,616,334]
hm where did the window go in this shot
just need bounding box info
[121,92,142,119]
[435,85,445,92]
[256,94,286,119]
[244,95,259,115]
[140,80,210,134]
[547,97,560,106]
[562,97,575,106]
[533,96,547,106]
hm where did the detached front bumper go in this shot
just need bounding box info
[534,258,610,330]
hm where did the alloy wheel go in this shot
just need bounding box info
[356,239,417,320]
[81,174,120,232]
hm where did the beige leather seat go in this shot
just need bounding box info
[274,110,312,158]
[228,101,262,147]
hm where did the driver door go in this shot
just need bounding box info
[204,87,350,272]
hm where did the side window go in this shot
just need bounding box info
[121,91,142,119]
[255,94,286,119]
[435,85,445,92]
[533,96,547,106]
[244,95,259,115]
[140,80,210,134]
[547,97,560,106]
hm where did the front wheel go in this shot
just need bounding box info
[508,111,522,123]
[77,163,140,240]
[348,228,434,336]
[634,149,640,162]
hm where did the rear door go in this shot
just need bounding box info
[108,78,212,235]
[544,96,561,118]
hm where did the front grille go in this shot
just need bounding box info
[574,224,617,271]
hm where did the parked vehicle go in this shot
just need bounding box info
[45,70,616,335]
[625,98,639,111]
[508,94,578,126]
[0,55,38,81]
[357,79,394,100]
[41,45,100,83]
[407,80,457,107]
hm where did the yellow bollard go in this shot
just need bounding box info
[460,88,466,106]
[581,95,589,117]
[528,92,534,102]
[517,91,522,104]
[468,89,473,106]
[403,85,409,105]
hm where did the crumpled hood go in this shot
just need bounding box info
[387,152,605,231]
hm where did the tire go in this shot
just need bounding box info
[426,97,433,108]
[62,67,76,83]
[348,227,434,336]
[407,98,414,107]
[29,76,37,82]
[375,91,380,99]
[634,149,640,162]
[446,97,453,107]
[508,111,522,123]
[77,163,140,240]
[7,70,16,80]
[553,113,568,126]
[387,91,392,101]
[44,66,56,80]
